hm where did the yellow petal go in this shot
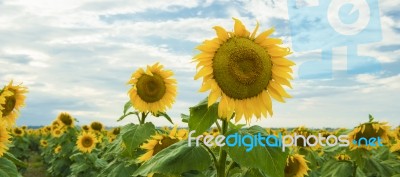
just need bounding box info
[213,26,229,42]
[272,68,293,80]
[261,91,273,116]
[273,75,292,89]
[232,17,249,37]
[255,28,274,44]
[268,87,285,103]
[269,80,292,98]
[199,80,212,92]
[145,66,153,76]
[208,88,221,107]
[250,21,259,39]
[271,57,296,66]
[259,38,283,47]
[194,66,213,80]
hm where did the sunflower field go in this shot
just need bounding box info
[1,18,399,177]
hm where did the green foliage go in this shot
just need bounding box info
[121,122,156,157]
[223,127,289,177]
[132,140,212,176]
[0,157,20,177]
[188,98,219,136]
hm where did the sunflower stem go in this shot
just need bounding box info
[215,120,222,133]
[352,161,357,177]
[225,160,237,177]
[217,119,229,177]
[139,112,148,125]
[201,142,219,172]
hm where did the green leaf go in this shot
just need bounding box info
[228,121,246,131]
[4,152,28,168]
[362,157,395,177]
[181,114,189,123]
[223,129,288,177]
[107,162,138,177]
[241,168,266,177]
[321,160,353,177]
[121,122,156,156]
[117,111,139,122]
[123,100,132,114]
[132,140,212,176]
[189,98,219,136]
[369,114,374,122]
[154,112,174,124]
[0,157,19,177]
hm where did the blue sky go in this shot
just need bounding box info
[0,0,399,128]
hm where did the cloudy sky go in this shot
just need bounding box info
[1,0,399,128]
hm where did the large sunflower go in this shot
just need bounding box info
[0,122,11,157]
[137,126,187,163]
[348,121,391,150]
[127,63,177,114]
[284,154,310,177]
[0,81,27,127]
[194,18,294,122]
[76,132,98,153]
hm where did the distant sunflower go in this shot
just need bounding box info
[57,112,74,127]
[348,121,391,150]
[0,81,28,127]
[40,139,48,147]
[390,140,400,153]
[90,121,104,132]
[0,122,11,157]
[284,154,310,177]
[76,132,98,153]
[82,125,90,132]
[137,126,187,163]
[13,127,24,137]
[335,154,351,161]
[52,127,65,138]
[54,145,62,154]
[107,127,120,142]
[194,18,294,122]
[127,63,177,114]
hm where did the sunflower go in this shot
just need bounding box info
[335,154,351,161]
[54,145,62,154]
[0,122,11,157]
[193,18,294,123]
[52,128,64,138]
[210,127,220,137]
[76,132,98,153]
[0,81,28,127]
[57,112,74,127]
[127,63,177,114]
[390,140,400,153]
[137,126,187,163]
[90,121,104,132]
[284,154,310,177]
[348,121,391,150]
[40,139,48,147]
[13,127,24,137]
[107,127,120,142]
[82,125,90,132]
